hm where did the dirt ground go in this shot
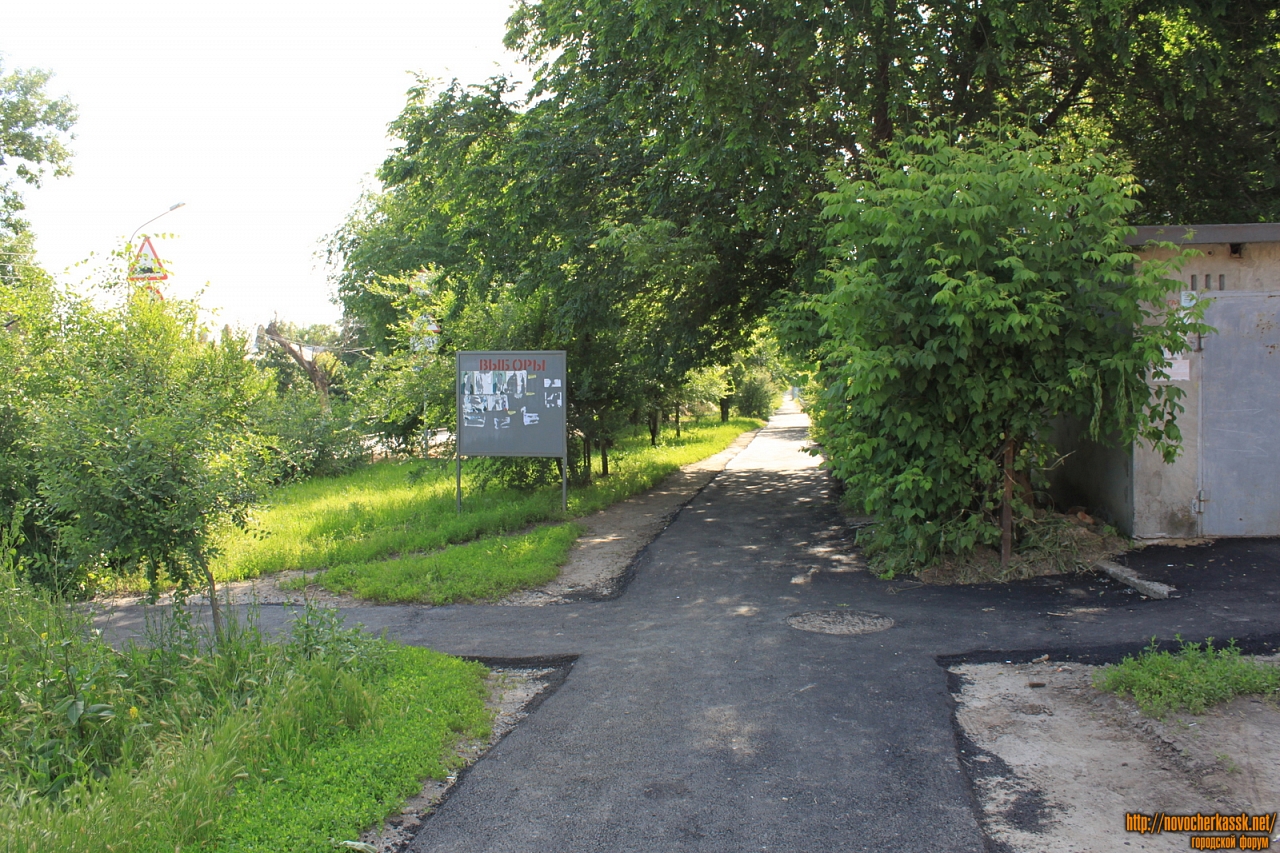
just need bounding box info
[952,657,1280,852]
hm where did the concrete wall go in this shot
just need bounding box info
[1138,240,1280,294]
[1045,418,1135,535]
[1049,234,1280,540]
[1131,386,1201,539]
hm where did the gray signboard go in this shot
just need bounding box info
[456,351,567,458]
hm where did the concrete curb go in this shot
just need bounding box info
[1095,559,1177,600]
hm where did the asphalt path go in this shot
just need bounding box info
[95,405,1280,852]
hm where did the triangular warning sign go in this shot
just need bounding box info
[128,236,169,281]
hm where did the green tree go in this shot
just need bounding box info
[1095,2,1280,223]
[500,0,1280,384]
[32,263,271,631]
[0,60,76,237]
[810,124,1206,574]
[331,79,666,475]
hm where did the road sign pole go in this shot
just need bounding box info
[456,454,462,515]
[561,455,568,514]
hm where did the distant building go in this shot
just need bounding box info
[1050,224,1280,540]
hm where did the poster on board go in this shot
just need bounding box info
[456,351,567,457]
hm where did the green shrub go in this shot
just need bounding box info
[732,372,776,419]
[810,123,1207,575]
[1094,637,1280,718]
[472,455,562,491]
[251,389,367,483]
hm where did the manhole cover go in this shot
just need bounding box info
[786,610,894,635]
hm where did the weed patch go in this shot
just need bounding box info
[1094,637,1280,718]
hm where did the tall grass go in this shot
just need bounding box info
[0,521,490,852]
[213,417,761,582]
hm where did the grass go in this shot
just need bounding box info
[1094,636,1280,718]
[0,541,491,853]
[217,643,488,852]
[208,417,761,602]
[315,521,584,603]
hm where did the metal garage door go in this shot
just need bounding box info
[1200,293,1280,536]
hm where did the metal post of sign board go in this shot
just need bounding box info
[456,355,462,514]
[455,350,568,515]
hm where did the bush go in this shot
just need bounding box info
[810,123,1207,575]
[472,455,563,491]
[0,526,490,852]
[251,389,367,483]
[32,286,273,605]
[0,530,388,804]
[732,372,776,419]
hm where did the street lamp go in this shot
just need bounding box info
[128,202,186,245]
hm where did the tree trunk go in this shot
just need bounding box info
[869,0,898,148]
[648,409,659,446]
[1001,439,1015,568]
[674,404,681,438]
[582,435,592,485]
[600,438,609,476]
[198,552,224,645]
[264,321,331,410]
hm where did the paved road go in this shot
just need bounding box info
[95,405,1280,852]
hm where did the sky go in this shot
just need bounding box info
[7,0,522,331]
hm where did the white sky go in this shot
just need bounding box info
[7,0,522,331]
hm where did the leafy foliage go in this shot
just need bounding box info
[250,389,366,483]
[0,247,286,601]
[809,125,1207,574]
[329,1,1277,502]
[0,60,76,237]
[1095,637,1280,718]
[0,245,66,579]
[329,73,776,467]
[31,268,270,596]
[511,0,1280,233]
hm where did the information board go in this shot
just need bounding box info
[456,351,567,457]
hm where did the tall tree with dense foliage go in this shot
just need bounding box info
[810,125,1206,574]
[510,0,1280,229]
[330,0,1273,529]
[0,60,76,238]
[330,74,761,472]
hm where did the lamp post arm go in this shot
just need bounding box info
[129,202,186,245]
